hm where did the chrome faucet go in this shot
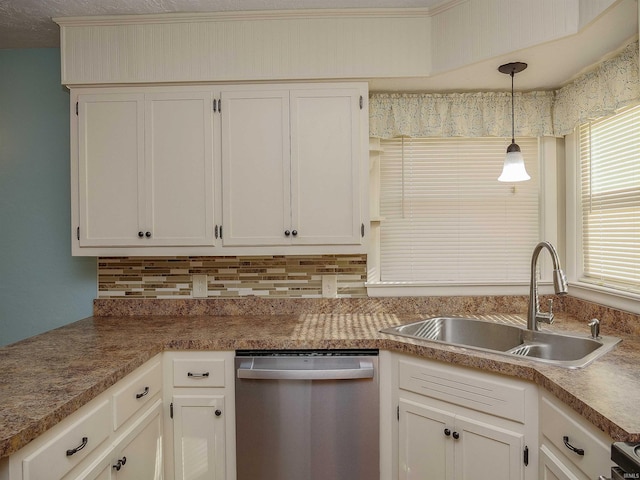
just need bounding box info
[527,241,569,331]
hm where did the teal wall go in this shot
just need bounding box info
[0,49,96,346]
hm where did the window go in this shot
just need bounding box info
[378,137,540,284]
[578,104,640,295]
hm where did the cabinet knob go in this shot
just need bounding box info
[112,457,127,471]
[284,230,290,236]
[215,409,222,417]
[145,231,151,238]
[452,431,460,440]
[138,231,144,238]
[444,428,451,437]
[292,230,298,236]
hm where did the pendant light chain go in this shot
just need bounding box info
[511,70,515,145]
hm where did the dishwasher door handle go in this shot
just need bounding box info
[237,360,375,381]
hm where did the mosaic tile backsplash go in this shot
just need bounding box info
[98,255,368,298]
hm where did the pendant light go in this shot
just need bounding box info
[498,62,530,182]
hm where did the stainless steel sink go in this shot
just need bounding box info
[380,317,621,368]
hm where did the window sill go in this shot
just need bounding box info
[365,282,557,297]
[569,281,640,315]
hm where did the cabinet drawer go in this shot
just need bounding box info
[22,399,110,480]
[398,359,527,423]
[540,394,612,479]
[173,358,226,388]
[113,360,162,430]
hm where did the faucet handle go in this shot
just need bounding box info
[535,299,555,326]
[588,318,600,339]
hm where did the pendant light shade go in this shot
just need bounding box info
[498,143,530,182]
[498,62,530,182]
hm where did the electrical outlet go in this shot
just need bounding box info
[322,275,338,298]
[192,274,208,298]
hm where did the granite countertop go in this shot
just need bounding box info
[0,311,639,459]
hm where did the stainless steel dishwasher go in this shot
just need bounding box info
[235,349,379,480]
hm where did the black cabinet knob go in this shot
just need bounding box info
[444,428,451,436]
[292,230,298,236]
[215,409,222,417]
[138,231,144,238]
[145,231,151,238]
[284,230,290,236]
[452,431,460,440]
[112,457,126,471]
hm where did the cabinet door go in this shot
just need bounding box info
[454,414,524,480]
[114,403,163,480]
[221,89,291,246]
[399,398,454,480]
[64,402,163,480]
[77,93,145,246]
[172,395,226,480]
[290,88,362,245]
[144,92,215,246]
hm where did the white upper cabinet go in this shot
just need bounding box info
[221,89,291,246]
[71,82,367,256]
[290,88,362,245]
[73,87,216,253]
[77,93,144,247]
[144,92,215,246]
[221,83,367,248]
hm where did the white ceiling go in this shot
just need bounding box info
[0,0,447,49]
[0,0,637,92]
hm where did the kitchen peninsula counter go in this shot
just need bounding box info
[1,306,639,459]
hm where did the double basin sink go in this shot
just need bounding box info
[380,316,620,368]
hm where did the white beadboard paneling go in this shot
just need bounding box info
[578,0,617,28]
[431,0,581,75]
[56,2,623,85]
[57,11,431,84]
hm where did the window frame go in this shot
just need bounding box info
[366,136,561,297]
[565,127,640,315]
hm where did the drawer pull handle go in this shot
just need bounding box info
[187,372,210,378]
[113,456,127,471]
[135,386,150,399]
[66,437,88,456]
[563,436,585,456]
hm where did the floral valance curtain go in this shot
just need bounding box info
[553,40,639,136]
[369,91,554,138]
[369,41,639,139]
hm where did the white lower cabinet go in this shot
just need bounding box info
[163,351,236,480]
[399,399,524,480]
[21,400,112,480]
[3,349,623,480]
[172,395,226,480]
[67,400,163,480]
[390,353,538,480]
[2,355,163,480]
[538,392,613,480]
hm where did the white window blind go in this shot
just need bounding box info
[379,137,539,283]
[579,104,640,294]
